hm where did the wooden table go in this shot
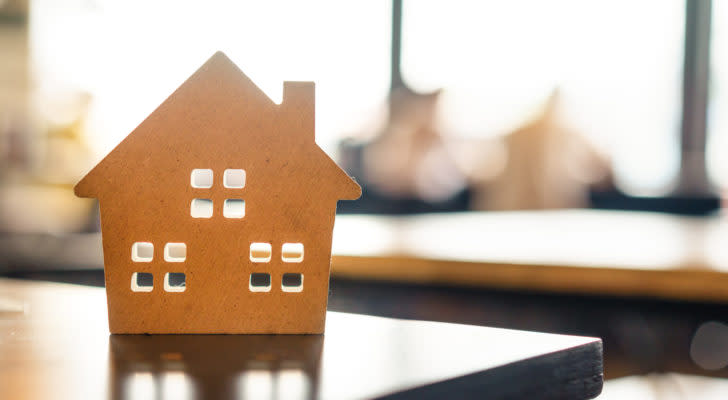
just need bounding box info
[0,279,603,399]
[331,210,728,303]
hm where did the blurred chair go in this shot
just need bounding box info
[471,90,613,210]
[339,86,471,214]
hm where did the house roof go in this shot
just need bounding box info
[74,51,361,202]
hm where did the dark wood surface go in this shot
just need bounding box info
[0,278,603,399]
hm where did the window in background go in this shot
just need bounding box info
[708,0,728,189]
[30,0,391,159]
[401,0,685,196]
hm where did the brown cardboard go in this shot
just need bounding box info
[74,51,361,334]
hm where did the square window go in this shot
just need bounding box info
[224,199,245,218]
[281,243,304,263]
[250,242,272,262]
[190,169,213,188]
[164,243,187,262]
[224,169,246,188]
[191,199,213,218]
[131,242,153,262]
[131,272,153,292]
[249,273,271,292]
[282,273,303,293]
[164,272,186,293]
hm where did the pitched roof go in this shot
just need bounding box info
[74,52,360,201]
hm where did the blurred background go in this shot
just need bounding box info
[2,0,728,220]
[2,0,728,398]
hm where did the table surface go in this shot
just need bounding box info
[0,278,603,400]
[330,210,728,302]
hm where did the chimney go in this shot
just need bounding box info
[282,82,315,140]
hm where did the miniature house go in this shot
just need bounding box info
[74,52,361,334]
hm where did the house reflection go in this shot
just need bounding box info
[109,334,323,400]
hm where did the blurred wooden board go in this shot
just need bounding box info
[3,210,728,302]
[330,210,728,303]
[0,279,602,400]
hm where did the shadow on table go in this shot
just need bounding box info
[109,334,323,400]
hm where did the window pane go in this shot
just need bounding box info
[191,169,213,189]
[131,272,153,292]
[402,0,684,195]
[131,242,153,262]
[164,272,186,293]
[708,0,728,189]
[282,243,304,263]
[164,243,187,262]
[223,199,246,219]
[223,169,246,189]
[250,242,272,263]
[190,199,213,218]
[249,273,272,292]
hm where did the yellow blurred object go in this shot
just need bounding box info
[472,90,613,210]
[362,87,467,202]
[330,210,728,303]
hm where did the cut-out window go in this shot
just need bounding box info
[224,199,245,218]
[249,273,271,292]
[131,272,153,292]
[250,242,272,262]
[191,199,213,218]
[164,243,187,262]
[281,243,304,263]
[282,273,303,293]
[164,272,186,292]
[131,242,153,262]
[224,169,246,189]
[191,169,213,188]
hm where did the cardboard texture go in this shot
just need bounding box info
[74,52,361,334]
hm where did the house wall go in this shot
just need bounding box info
[98,182,339,333]
[93,107,343,333]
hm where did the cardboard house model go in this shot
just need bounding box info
[74,52,361,334]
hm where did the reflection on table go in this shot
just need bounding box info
[111,335,322,400]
